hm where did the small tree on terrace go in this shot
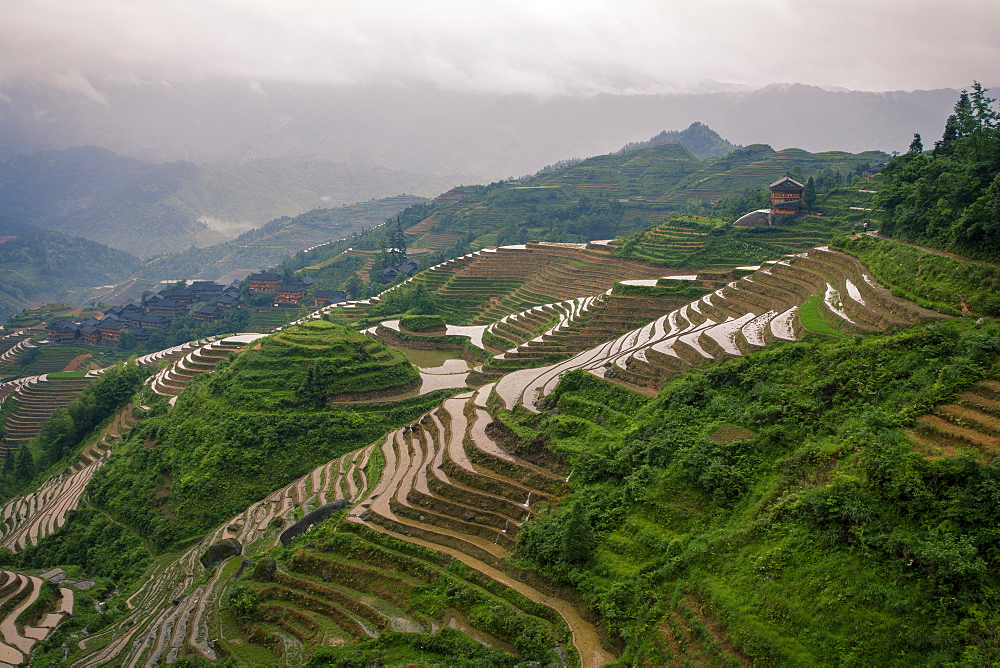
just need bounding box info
[804,176,817,210]
[388,218,407,266]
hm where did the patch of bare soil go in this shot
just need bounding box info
[62,353,92,372]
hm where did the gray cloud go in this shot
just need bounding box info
[1,0,997,96]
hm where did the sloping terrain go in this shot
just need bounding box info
[393,143,885,251]
[6,228,1000,666]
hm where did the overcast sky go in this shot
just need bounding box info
[1,0,997,100]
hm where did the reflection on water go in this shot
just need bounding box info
[399,347,466,370]
[397,346,471,396]
[421,358,470,375]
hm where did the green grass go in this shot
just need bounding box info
[832,234,1000,317]
[46,370,90,378]
[513,320,1000,664]
[798,295,846,337]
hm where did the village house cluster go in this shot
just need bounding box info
[45,280,243,346]
[245,274,347,307]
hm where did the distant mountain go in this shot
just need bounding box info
[141,195,427,282]
[0,80,958,180]
[394,141,887,249]
[0,147,217,257]
[0,147,463,256]
[618,122,738,158]
[0,218,139,320]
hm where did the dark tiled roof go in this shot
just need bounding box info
[153,298,184,308]
[769,176,805,190]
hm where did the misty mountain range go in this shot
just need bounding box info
[0,146,457,256]
[0,80,959,182]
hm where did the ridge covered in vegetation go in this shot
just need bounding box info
[80,321,438,550]
[875,82,999,259]
[0,219,138,320]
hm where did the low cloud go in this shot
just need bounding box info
[1,0,996,96]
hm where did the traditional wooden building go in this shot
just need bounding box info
[189,281,225,299]
[276,283,307,304]
[247,273,282,293]
[147,298,187,317]
[769,176,806,214]
[98,318,126,343]
[191,304,224,322]
[382,259,419,281]
[80,325,101,345]
[313,290,348,307]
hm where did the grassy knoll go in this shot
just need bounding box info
[833,234,1000,317]
[86,321,444,550]
[511,318,1000,664]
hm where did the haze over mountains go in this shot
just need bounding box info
[0,146,457,255]
[0,81,960,182]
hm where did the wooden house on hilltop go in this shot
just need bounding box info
[769,176,806,214]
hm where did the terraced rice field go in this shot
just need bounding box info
[495,248,941,410]
[71,444,380,666]
[909,379,1000,460]
[0,331,34,375]
[1,375,95,452]
[0,404,138,552]
[7,245,953,666]
[15,345,97,376]
[0,568,74,665]
[147,334,265,401]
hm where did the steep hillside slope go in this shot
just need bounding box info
[4,235,1000,665]
[389,142,884,252]
[86,320,441,549]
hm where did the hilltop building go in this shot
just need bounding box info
[769,177,806,214]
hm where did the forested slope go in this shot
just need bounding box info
[875,82,1000,260]
[0,219,138,320]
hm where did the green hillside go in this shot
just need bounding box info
[874,83,999,260]
[392,141,885,252]
[141,195,426,281]
[617,121,740,158]
[514,319,1000,664]
[0,219,139,320]
[84,320,437,549]
[8,106,1000,666]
